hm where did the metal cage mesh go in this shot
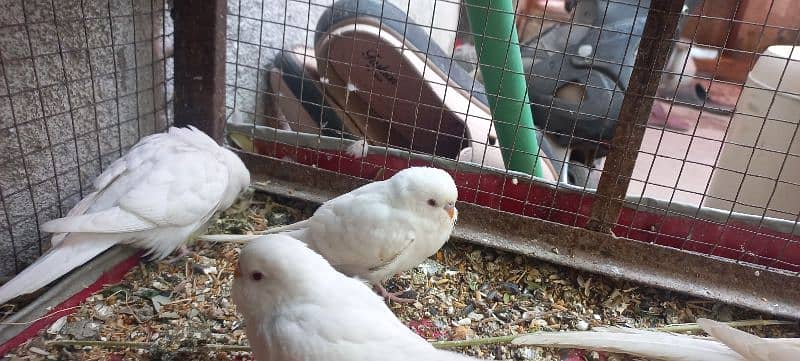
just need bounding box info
[0,0,797,299]
[226,0,800,277]
[0,0,173,277]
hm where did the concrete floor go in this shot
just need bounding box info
[630,103,731,207]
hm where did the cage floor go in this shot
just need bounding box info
[4,190,796,360]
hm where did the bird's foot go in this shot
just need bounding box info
[164,245,193,264]
[374,284,416,304]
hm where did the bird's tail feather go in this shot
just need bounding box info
[254,220,309,235]
[695,318,800,361]
[0,235,117,305]
[512,329,746,361]
[197,234,263,243]
[197,221,308,243]
[697,319,762,357]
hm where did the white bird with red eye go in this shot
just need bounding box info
[206,166,459,303]
[232,234,479,361]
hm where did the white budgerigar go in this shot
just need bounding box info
[205,166,458,302]
[232,234,478,361]
[0,126,250,305]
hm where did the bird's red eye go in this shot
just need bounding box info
[427,199,437,207]
[251,272,264,281]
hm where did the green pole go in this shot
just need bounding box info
[464,0,544,178]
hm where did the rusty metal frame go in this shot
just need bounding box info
[586,0,686,233]
[173,0,227,142]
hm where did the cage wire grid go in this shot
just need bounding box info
[225,0,800,309]
[0,0,174,277]
[626,1,800,271]
[0,0,796,321]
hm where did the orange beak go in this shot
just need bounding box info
[445,204,457,221]
[233,262,242,278]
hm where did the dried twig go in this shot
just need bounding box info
[46,340,151,349]
[0,306,82,326]
[45,340,251,352]
[432,335,518,348]
[204,344,251,351]
[654,319,794,333]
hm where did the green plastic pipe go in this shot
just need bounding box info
[464,0,544,178]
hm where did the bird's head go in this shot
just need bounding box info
[390,167,459,225]
[219,148,252,208]
[231,234,332,318]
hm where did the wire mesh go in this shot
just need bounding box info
[0,0,795,289]
[0,0,173,277]
[225,0,800,278]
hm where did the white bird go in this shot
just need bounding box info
[232,234,478,361]
[0,126,250,305]
[697,318,800,361]
[204,166,458,302]
[512,319,800,361]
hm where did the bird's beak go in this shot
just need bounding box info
[444,203,457,221]
[233,262,242,278]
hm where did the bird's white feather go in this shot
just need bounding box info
[197,234,263,242]
[41,207,155,234]
[255,219,310,235]
[49,190,100,247]
[697,318,800,361]
[0,126,250,305]
[512,329,746,361]
[0,234,117,305]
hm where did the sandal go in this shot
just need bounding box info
[314,0,558,179]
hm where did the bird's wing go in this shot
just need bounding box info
[302,190,417,280]
[255,219,311,235]
[48,132,158,245]
[116,151,229,226]
[256,180,387,235]
[49,190,100,247]
[698,318,800,361]
[42,150,229,235]
[269,278,435,360]
[40,206,155,233]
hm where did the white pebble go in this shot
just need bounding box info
[47,316,67,334]
[532,319,548,327]
[456,318,472,326]
[514,347,536,359]
[576,320,589,331]
[467,312,485,322]
[29,347,50,356]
